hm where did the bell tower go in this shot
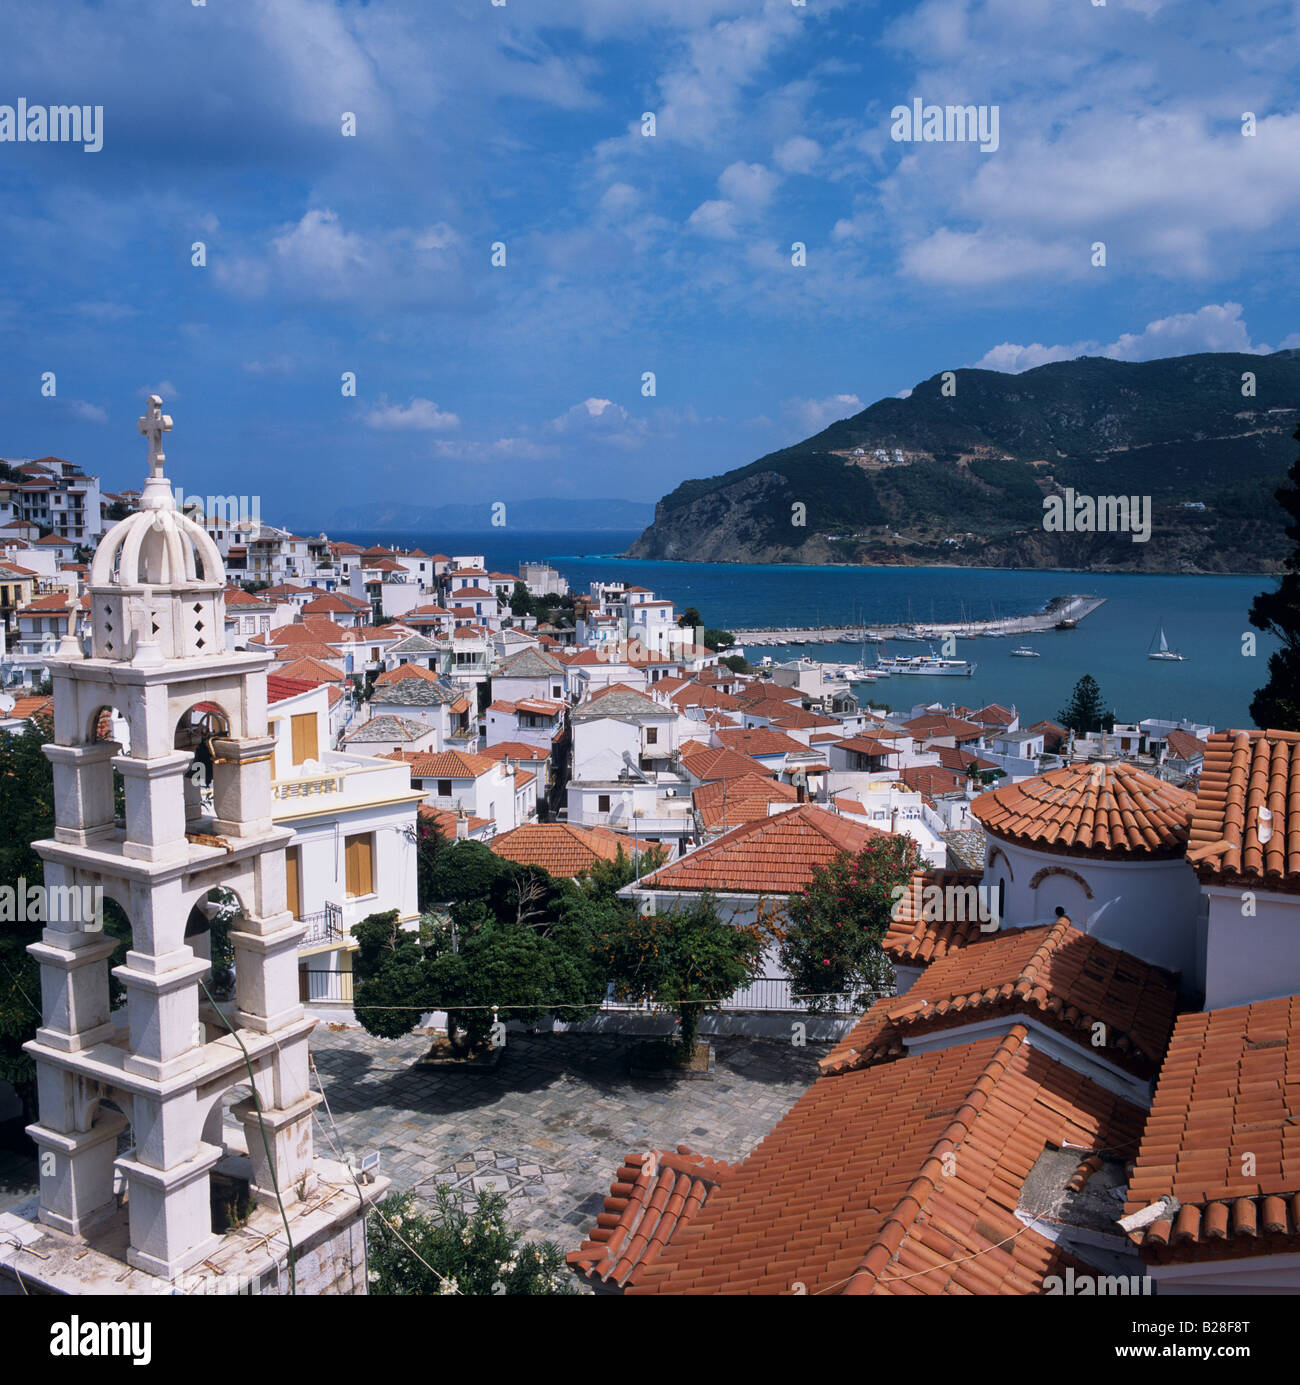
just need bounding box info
[24,397,328,1280]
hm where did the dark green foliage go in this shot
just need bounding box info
[1250,426,1300,731]
[599,895,767,1052]
[1058,674,1110,734]
[642,351,1300,566]
[779,836,922,1011]
[367,1187,574,1295]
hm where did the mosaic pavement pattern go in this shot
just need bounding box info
[307,1027,831,1248]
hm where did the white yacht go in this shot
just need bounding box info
[1010,645,1039,658]
[1147,620,1187,662]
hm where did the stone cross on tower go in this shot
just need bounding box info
[138,394,173,480]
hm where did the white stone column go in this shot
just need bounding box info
[46,741,121,846]
[210,734,276,837]
[115,749,192,862]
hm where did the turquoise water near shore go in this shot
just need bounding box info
[338,530,1281,731]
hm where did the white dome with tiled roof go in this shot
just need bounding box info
[87,396,226,662]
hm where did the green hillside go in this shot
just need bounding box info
[629,350,1300,572]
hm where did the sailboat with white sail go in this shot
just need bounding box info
[1147,619,1186,662]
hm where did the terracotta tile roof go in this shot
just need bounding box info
[480,741,549,763]
[266,675,323,704]
[1164,728,1208,762]
[1028,719,1068,749]
[933,743,998,774]
[268,641,343,664]
[419,804,491,835]
[669,683,742,712]
[882,868,989,966]
[835,736,902,758]
[621,1027,1144,1295]
[903,713,983,740]
[490,823,629,877]
[1185,729,1300,890]
[971,703,1017,728]
[1125,995,1300,1260]
[273,656,346,683]
[256,620,348,646]
[693,774,797,830]
[568,1148,733,1289]
[714,726,807,757]
[407,748,496,779]
[5,694,54,722]
[640,804,887,896]
[375,661,444,686]
[973,761,1195,859]
[823,920,1178,1078]
[678,746,774,783]
[899,765,968,797]
[769,707,840,731]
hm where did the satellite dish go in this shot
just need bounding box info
[0,693,14,714]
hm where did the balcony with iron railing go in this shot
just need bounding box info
[299,901,346,948]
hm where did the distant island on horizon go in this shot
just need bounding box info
[625,350,1300,575]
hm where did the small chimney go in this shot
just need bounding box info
[456,803,469,840]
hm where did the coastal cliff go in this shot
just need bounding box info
[626,350,1300,573]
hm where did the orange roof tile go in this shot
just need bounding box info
[640,804,887,895]
[882,868,989,965]
[568,1148,732,1289]
[619,1027,1144,1295]
[1125,994,1300,1260]
[407,749,496,779]
[692,775,798,830]
[973,761,1195,859]
[714,726,807,758]
[274,656,346,683]
[823,919,1178,1078]
[678,745,775,783]
[1185,729,1300,890]
[490,823,628,878]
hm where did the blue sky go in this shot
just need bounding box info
[2,0,1298,529]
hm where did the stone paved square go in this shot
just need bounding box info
[308,1026,830,1249]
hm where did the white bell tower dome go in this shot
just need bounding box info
[88,396,225,663]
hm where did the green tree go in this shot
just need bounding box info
[677,606,704,630]
[779,835,923,1011]
[1250,427,1300,730]
[1058,674,1109,734]
[600,895,767,1054]
[0,716,58,1118]
[719,654,750,674]
[510,581,532,618]
[367,1187,575,1295]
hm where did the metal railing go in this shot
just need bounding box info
[599,977,865,1016]
[298,967,354,1003]
[299,901,345,947]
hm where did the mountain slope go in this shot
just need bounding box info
[626,351,1300,573]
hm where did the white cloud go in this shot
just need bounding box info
[972,302,1277,373]
[363,397,460,432]
[718,160,779,208]
[773,135,821,174]
[66,400,108,424]
[213,208,466,309]
[687,199,739,239]
[900,228,1083,287]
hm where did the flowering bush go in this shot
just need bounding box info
[779,836,923,1010]
[366,1187,575,1295]
[598,894,769,1053]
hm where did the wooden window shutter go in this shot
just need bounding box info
[345,834,373,897]
[291,712,317,765]
[285,846,302,919]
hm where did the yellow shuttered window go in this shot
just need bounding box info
[285,846,302,919]
[290,713,317,766]
[345,834,373,898]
